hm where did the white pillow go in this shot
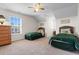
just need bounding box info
[37,30,44,36]
[61,28,71,34]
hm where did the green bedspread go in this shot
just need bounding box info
[25,32,43,40]
[49,33,79,51]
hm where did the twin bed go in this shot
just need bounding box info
[25,26,79,51]
[25,27,45,40]
[49,26,79,51]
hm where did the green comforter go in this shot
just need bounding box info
[25,32,43,40]
[49,33,79,51]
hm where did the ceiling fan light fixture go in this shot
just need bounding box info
[34,3,44,12]
[28,3,45,12]
[35,8,39,12]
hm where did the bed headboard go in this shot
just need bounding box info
[59,26,74,34]
[37,27,45,36]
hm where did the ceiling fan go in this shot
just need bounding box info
[28,3,45,12]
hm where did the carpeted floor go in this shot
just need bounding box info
[0,37,78,55]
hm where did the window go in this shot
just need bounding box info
[8,16,22,34]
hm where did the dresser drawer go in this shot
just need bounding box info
[0,37,11,41]
[0,40,11,46]
[0,34,11,38]
[0,25,11,46]
[0,26,10,31]
[0,30,11,34]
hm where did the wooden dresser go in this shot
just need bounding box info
[0,25,11,46]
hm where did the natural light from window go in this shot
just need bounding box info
[7,16,22,34]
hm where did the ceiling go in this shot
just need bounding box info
[0,3,77,21]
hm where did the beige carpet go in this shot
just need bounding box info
[0,37,78,55]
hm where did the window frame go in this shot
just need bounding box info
[8,16,22,35]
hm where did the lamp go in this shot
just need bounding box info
[0,15,5,24]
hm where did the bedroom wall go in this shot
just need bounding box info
[55,4,79,36]
[0,8,39,41]
[38,14,56,37]
[53,5,77,19]
[56,16,78,34]
[38,4,78,37]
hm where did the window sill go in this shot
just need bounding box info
[11,33,22,35]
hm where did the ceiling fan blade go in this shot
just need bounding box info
[40,8,45,10]
[28,7,33,8]
[34,10,36,12]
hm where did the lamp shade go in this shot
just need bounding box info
[0,15,5,19]
[0,15,5,24]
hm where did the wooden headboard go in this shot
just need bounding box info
[59,26,74,34]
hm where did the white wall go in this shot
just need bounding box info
[0,8,38,41]
[38,4,78,37]
[38,14,56,37]
[53,5,77,19]
[55,4,79,36]
[56,16,78,34]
